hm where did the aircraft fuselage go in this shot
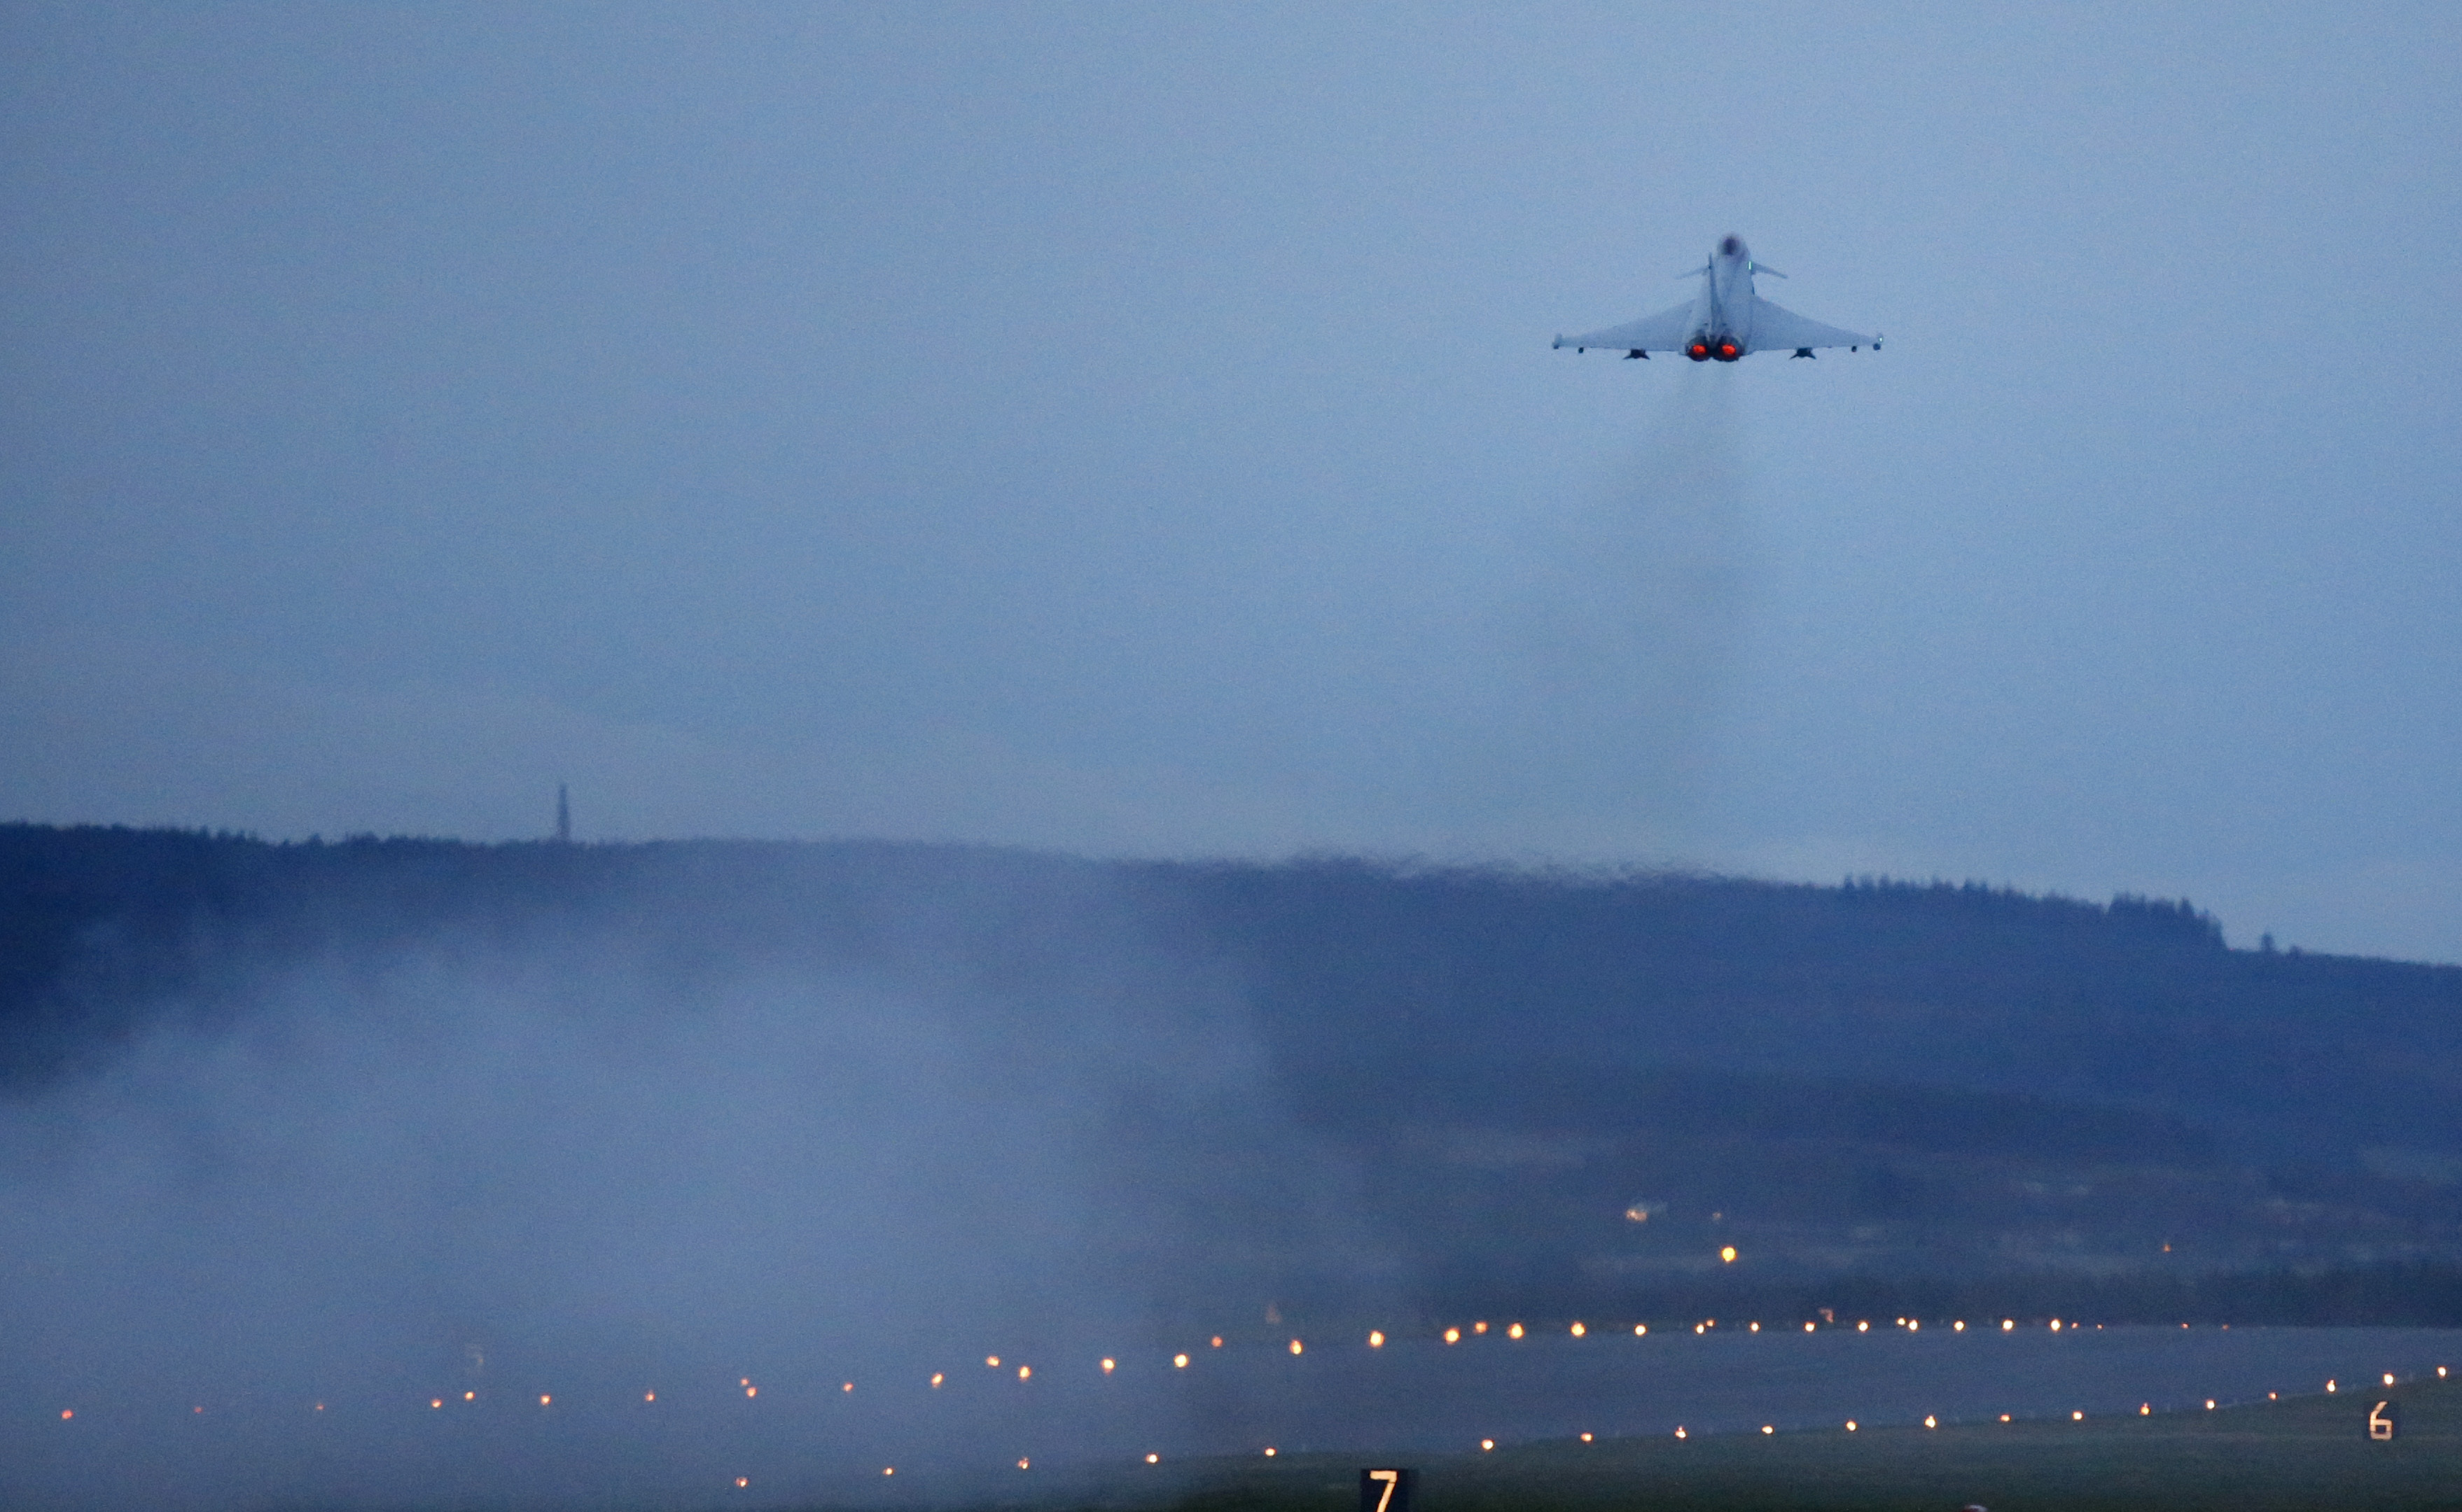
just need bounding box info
[1686,234,1757,361]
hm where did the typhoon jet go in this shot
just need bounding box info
[1553,236,1877,361]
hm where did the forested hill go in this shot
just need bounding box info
[7,822,2461,1322]
[1155,858,2461,1161]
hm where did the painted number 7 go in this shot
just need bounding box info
[1361,1468,1413,1512]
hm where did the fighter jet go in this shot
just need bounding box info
[1553,235,1878,361]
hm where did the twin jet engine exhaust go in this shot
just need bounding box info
[1685,336,1741,363]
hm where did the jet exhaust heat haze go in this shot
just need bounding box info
[1481,371,1749,841]
[1553,237,1879,362]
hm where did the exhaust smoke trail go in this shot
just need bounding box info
[1468,370,1753,851]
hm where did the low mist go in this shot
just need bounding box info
[0,852,1385,1508]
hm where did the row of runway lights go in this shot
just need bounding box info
[46,1312,2307,1420]
[1669,1362,2451,1443]
[47,1320,2453,1485]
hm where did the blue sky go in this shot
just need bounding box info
[6,3,2461,960]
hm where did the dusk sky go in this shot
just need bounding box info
[7,4,2460,961]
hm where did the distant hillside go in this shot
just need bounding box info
[1154,858,2458,1161]
[4,823,2460,1326]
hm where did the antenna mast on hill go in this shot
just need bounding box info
[555,783,571,844]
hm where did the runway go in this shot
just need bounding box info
[9,1319,2454,1509]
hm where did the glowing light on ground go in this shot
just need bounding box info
[1480,1438,1494,1451]
[32,1301,2434,1478]
[735,1478,749,1488]
[1719,1246,1737,1263]
[1211,1337,1223,1348]
[985,1357,999,1368]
